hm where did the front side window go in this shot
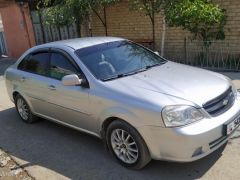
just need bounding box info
[75,40,167,81]
[50,53,79,80]
[18,52,50,76]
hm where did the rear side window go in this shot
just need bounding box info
[18,55,30,70]
[50,53,79,80]
[18,52,50,76]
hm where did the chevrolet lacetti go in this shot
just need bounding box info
[4,37,240,169]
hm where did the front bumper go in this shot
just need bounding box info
[137,95,240,162]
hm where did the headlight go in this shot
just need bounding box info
[162,105,204,127]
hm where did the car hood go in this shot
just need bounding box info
[105,61,230,107]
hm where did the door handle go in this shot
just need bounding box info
[48,85,56,91]
[20,77,27,82]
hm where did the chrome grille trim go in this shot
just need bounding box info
[203,87,235,116]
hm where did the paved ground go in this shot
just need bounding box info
[0,59,239,180]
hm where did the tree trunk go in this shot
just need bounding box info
[76,20,81,38]
[93,8,107,36]
[57,27,62,40]
[161,15,166,57]
[38,11,46,43]
[50,26,54,41]
[103,6,108,36]
[152,14,155,50]
[66,26,70,38]
[184,37,187,62]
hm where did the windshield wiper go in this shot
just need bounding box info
[102,61,167,81]
[102,67,148,81]
[146,61,167,69]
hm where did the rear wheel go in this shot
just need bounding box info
[106,120,151,169]
[15,94,38,123]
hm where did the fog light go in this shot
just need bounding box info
[192,147,203,157]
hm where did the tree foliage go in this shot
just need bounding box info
[165,0,227,48]
[38,0,227,51]
[90,0,119,8]
[130,0,164,49]
[38,0,91,37]
[89,0,119,36]
[38,0,118,37]
[130,0,163,22]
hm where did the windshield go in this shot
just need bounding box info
[75,40,167,81]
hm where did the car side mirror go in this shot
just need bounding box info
[154,51,160,56]
[62,74,82,86]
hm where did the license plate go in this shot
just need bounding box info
[225,116,240,135]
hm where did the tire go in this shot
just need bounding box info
[14,94,38,123]
[106,120,151,169]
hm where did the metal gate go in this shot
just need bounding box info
[0,31,7,56]
[164,40,240,71]
[31,11,78,45]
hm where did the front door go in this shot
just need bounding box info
[44,51,95,133]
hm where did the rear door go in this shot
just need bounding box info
[17,50,52,115]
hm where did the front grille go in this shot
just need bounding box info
[203,87,235,117]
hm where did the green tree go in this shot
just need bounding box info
[165,0,226,49]
[39,0,92,37]
[130,0,164,50]
[38,0,119,37]
[90,0,119,36]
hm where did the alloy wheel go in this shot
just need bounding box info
[110,129,139,164]
[17,98,29,121]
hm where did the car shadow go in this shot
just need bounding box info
[0,107,226,180]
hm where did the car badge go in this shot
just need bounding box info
[223,99,229,106]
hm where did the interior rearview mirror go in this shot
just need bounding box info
[62,74,82,86]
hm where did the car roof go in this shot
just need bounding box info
[37,37,125,50]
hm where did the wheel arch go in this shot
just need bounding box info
[101,116,138,137]
[101,116,118,137]
[99,107,141,138]
[12,91,34,112]
[13,91,20,102]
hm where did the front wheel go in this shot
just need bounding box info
[106,120,151,169]
[15,94,38,123]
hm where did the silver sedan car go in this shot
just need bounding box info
[5,37,240,169]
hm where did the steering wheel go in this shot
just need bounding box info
[99,61,116,73]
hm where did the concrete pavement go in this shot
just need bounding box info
[0,60,239,180]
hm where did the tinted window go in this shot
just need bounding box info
[50,53,79,80]
[18,53,50,76]
[18,55,30,70]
